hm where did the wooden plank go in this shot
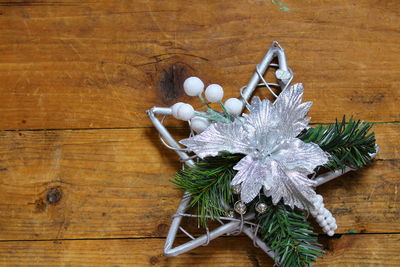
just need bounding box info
[0,234,399,266]
[0,0,399,130]
[0,124,398,240]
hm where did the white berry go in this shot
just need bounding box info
[316,215,324,223]
[171,102,184,119]
[323,225,330,232]
[320,220,328,227]
[205,84,224,103]
[183,77,204,96]
[331,224,337,230]
[177,103,194,121]
[190,116,210,133]
[327,230,335,236]
[224,98,243,115]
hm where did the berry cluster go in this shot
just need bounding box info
[171,77,244,133]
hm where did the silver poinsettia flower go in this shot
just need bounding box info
[180,83,329,210]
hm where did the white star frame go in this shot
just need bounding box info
[147,41,378,264]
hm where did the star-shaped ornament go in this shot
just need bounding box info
[147,42,378,264]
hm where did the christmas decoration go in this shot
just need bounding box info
[147,41,378,266]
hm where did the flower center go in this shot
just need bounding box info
[251,140,283,160]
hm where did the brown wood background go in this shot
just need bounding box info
[0,0,399,266]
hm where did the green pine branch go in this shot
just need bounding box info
[257,200,324,267]
[298,116,376,170]
[173,153,243,226]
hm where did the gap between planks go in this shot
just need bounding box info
[1,121,399,133]
[0,232,398,243]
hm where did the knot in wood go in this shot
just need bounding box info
[46,187,62,205]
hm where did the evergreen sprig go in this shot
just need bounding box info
[299,116,376,170]
[173,154,243,226]
[257,200,324,267]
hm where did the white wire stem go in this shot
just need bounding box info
[253,223,261,248]
[256,64,278,98]
[179,154,199,162]
[175,213,258,227]
[203,225,210,246]
[179,226,196,240]
[158,115,190,152]
[240,82,281,110]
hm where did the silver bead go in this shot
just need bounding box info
[226,210,235,218]
[255,202,268,214]
[232,184,241,195]
[275,68,291,81]
[234,201,247,215]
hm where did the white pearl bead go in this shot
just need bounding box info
[224,98,243,115]
[177,103,194,121]
[323,209,332,218]
[315,194,323,204]
[318,203,325,211]
[326,217,335,224]
[310,209,318,217]
[323,225,330,232]
[171,102,184,119]
[317,207,325,216]
[190,116,210,133]
[205,84,224,103]
[327,230,335,236]
[183,77,204,96]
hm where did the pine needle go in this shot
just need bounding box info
[257,199,324,267]
[173,153,243,226]
[299,116,376,170]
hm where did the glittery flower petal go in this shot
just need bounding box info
[263,160,317,210]
[232,156,269,203]
[180,120,250,158]
[272,138,329,173]
[273,83,312,138]
[242,96,279,139]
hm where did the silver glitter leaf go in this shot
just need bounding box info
[180,120,251,158]
[180,83,329,210]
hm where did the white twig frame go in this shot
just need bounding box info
[147,41,378,263]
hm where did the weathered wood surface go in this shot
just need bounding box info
[0,124,398,241]
[0,0,399,266]
[0,235,399,266]
[0,0,398,130]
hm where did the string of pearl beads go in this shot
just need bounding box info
[311,194,337,236]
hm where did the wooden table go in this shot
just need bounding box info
[0,0,399,266]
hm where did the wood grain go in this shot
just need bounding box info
[0,124,398,240]
[0,235,399,266]
[0,0,399,266]
[0,0,398,130]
